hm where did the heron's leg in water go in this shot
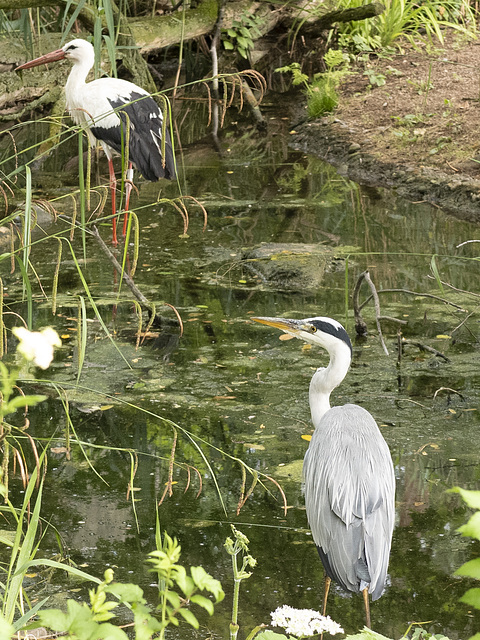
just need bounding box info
[362,587,371,628]
[122,162,134,237]
[320,576,332,640]
[108,158,118,245]
[322,576,331,616]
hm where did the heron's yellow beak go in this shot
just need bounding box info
[252,316,304,337]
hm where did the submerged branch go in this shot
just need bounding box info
[353,270,389,355]
[91,225,179,330]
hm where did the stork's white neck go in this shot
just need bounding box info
[309,340,351,427]
[64,53,94,103]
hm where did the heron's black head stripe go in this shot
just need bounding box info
[309,319,352,354]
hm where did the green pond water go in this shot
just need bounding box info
[2,100,480,639]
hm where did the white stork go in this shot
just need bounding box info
[16,38,176,244]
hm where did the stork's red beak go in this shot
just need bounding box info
[16,48,66,71]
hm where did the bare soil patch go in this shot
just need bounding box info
[291,34,480,223]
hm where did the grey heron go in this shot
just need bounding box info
[253,315,395,627]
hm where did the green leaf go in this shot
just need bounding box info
[344,629,392,640]
[107,582,146,604]
[459,587,480,609]
[455,558,480,579]
[175,571,194,597]
[190,566,224,602]
[223,40,234,50]
[190,594,214,615]
[0,614,14,638]
[94,622,129,639]
[450,487,480,510]
[255,632,291,640]
[177,607,199,629]
[36,608,70,631]
[3,395,47,413]
[236,36,251,48]
[458,512,480,540]
[165,590,181,609]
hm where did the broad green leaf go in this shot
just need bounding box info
[450,487,480,510]
[458,512,480,540]
[178,607,199,629]
[190,566,224,601]
[107,582,145,603]
[459,587,480,609]
[165,590,181,609]
[345,629,392,640]
[236,36,250,48]
[0,614,15,638]
[455,558,480,579]
[36,608,70,631]
[175,571,194,597]
[190,594,214,615]
[255,632,292,640]
[95,623,129,639]
[4,395,47,412]
[223,40,234,50]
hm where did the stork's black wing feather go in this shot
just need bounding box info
[91,90,176,182]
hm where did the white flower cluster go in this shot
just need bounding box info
[13,327,61,369]
[271,605,344,637]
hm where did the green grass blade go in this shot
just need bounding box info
[12,596,50,632]
[61,0,87,45]
[15,257,32,331]
[76,295,87,383]
[78,131,86,261]
[14,559,101,585]
[430,254,445,294]
[3,459,45,623]
[66,240,132,369]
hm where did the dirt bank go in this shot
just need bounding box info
[290,35,480,224]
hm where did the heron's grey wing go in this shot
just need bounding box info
[303,404,395,600]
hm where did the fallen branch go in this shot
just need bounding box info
[92,225,180,331]
[359,287,466,311]
[352,270,389,355]
[402,340,450,362]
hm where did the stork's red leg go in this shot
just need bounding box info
[122,162,134,237]
[108,157,118,245]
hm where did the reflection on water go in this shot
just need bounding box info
[2,105,480,638]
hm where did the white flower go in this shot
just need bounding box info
[271,605,344,637]
[13,327,61,369]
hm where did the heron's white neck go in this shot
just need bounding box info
[64,53,94,98]
[309,340,351,427]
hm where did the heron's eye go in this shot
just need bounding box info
[310,326,317,333]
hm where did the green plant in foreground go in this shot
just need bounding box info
[20,533,223,640]
[225,525,257,640]
[222,13,264,59]
[224,527,344,640]
[450,487,480,639]
[148,531,224,639]
[276,50,349,118]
